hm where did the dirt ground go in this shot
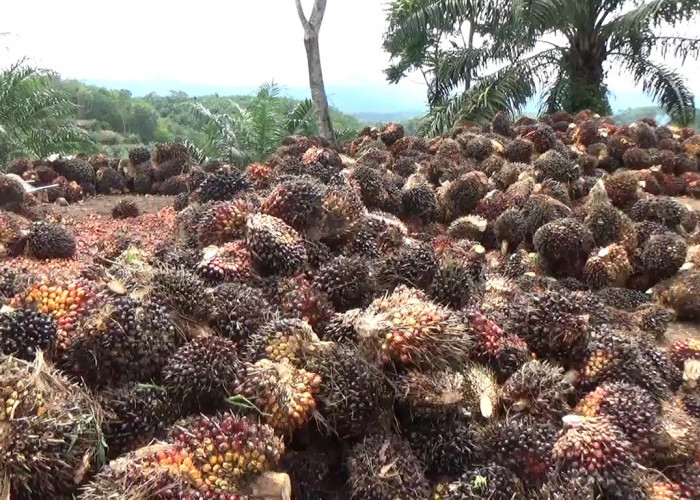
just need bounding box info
[51,194,175,220]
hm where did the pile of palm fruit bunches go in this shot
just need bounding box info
[1,109,700,499]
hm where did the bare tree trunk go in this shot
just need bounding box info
[295,0,334,140]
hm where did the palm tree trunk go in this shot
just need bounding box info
[295,0,334,140]
[566,35,612,115]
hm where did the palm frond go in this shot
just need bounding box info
[285,98,314,135]
[617,53,695,125]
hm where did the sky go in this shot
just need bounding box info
[2,1,700,114]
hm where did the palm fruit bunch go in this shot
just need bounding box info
[354,285,474,368]
[99,383,177,457]
[244,318,320,364]
[379,122,405,146]
[668,338,700,373]
[260,175,326,232]
[475,416,556,490]
[0,354,103,497]
[500,360,573,419]
[641,233,687,282]
[280,444,348,500]
[534,150,582,182]
[375,241,437,292]
[128,146,151,165]
[317,183,365,240]
[524,124,558,153]
[464,308,531,381]
[396,369,466,418]
[233,358,321,434]
[629,196,686,229]
[54,157,96,187]
[430,255,482,309]
[0,211,29,256]
[350,164,402,212]
[274,273,333,330]
[0,308,57,361]
[402,173,438,223]
[245,162,273,189]
[61,296,177,387]
[209,282,271,343]
[574,382,661,464]
[655,270,700,320]
[551,415,642,498]
[313,255,375,310]
[151,142,189,182]
[505,287,590,365]
[494,207,527,252]
[302,342,393,439]
[460,363,499,419]
[26,221,76,259]
[533,218,594,277]
[197,167,249,203]
[95,166,126,194]
[111,198,139,219]
[583,244,632,288]
[195,241,253,283]
[402,414,476,477]
[163,335,241,410]
[164,411,284,495]
[0,173,26,208]
[0,267,24,301]
[435,465,525,500]
[196,198,253,246]
[346,434,431,500]
[17,278,98,349]
[662,462,700,498]
[655,400,700,463]
[150,267,210,320]
[438,171,488,220]
[245,213,308,275]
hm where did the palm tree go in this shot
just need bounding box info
[392,0,700,135]
[0,58,94,162]
[186,82,315,166]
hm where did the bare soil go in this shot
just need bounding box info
[52,194,175,220]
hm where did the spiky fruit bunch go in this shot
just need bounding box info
[280,446,347,500]
[476,416,556,489]
[437,465,526,500]
[245,213,308,275]
[656,270,700,320]
[209,283,270,343]
[604,171,639,208]
[314,255,374,310]
[95,167,126,194]
[303,343,392,439]
[402,173,438,222]
[430,257,480,309]
[62,297,177,387]
[663,462,700,498]
[506,288,590,364]
[465,309,531,381]
[165,412,284,495]
[552,416,640,497]
[245,162,273,189]
[584,244,632,288]
[150,267,210,320]
[111,198,139,219]
[274,273,333,330]
[196,199,253,246]
[173,192,189,212]
[0,355,103,497]
[163,335,241,409]
[623,146,652,169]
[397,369,466,417]
[525,124,558,153]
[0,211,29,256]
[629,196,686,228]
[261,175,326,232]
[575,382,661,464]
[500,360,572,419]
[128,146,150,165]
[438,172,488,220]
[197,168,249,203]
[195,241,253,283]
[355,285,474,368]
[379,122,405,146]
[55,157,96,186]
[522,194,571,241]
[403,415,475,476]
[0,173,26,208]
[494,208,527,251]
[100,383,177,457]
[234,359,321,434]
[376,243,437,292]
[641,233,687,281]
[534,150,582,182]
[26,222,76,259]
[351,164,402,212]
[533,218,594,273]
[445,215,489,242]
[596,287,651,310]
[585,194,623,248]
[462,364,499,419]
[347,434,430,500]
[244,318,319,364]
[0,308,57,361]
[504,138,534,163]
[18,278,98,349]
[463,136,494,161]
[668,337,700,370]
[656,400,700,462]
